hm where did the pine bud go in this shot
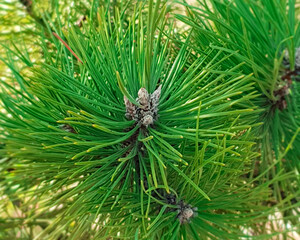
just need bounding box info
[151,85,162,106]
[138,88,150,109]
[296,47,300,69]
[124,96,136,120]
[124,86,162,127]
[142,114,153,126]
[177,202,198,224]
[283,47,300,69]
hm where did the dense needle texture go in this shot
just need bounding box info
[177,0,300,227]
[0,0,299,239]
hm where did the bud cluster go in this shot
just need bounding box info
[166,194,198,224]
[124,85,162,127]
[177,200,198,224]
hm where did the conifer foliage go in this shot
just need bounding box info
[0,0,299,239]
[177,0,300,223]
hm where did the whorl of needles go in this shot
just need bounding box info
[124,85,162,127]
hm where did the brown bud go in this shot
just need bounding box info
[124,96,136,120]
[142,115,153,127]
[138,88,150,108]
[151,85,162,106]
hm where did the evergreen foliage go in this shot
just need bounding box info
[176,0,300,223]
[0,0,299,239]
